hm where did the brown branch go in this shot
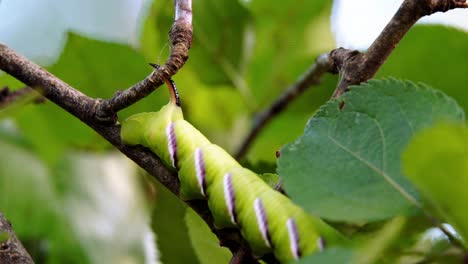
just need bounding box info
[234,0,468,160]
[0,212,34,264]
[0,86,45,109]
[229,245,261,264]
[0,0,272,262]
[326,0,468,250]
[234,54,333,160]
[330,0,468,97]
[95,0,193,122]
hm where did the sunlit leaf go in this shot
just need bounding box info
[403,122,468,246]
[151,181,200,264]
[278,79,465,222]
[378,26,468,112]
[185,209,231,264]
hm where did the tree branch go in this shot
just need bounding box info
[1,0,463,262]
[0,0,267,261]
[330,0,468,97]
[0,212,34,264]
[0,86,44,109]
[326,0,468,250]
[95,0,193,122]
[234,53,333,160]
[233,0,468,159]
[228,245,262,264]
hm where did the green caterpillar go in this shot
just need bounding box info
[120,77,341,262]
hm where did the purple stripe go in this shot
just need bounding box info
[317,236,326,252]
[223,173,237,225]
[287,218,301,259]
[194,148,207,197]
[254,198,271,248]
[166,123,178,168]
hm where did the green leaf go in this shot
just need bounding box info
[49,32,148,99]
[151,181,200,264]
[0,138,88,263]
[139,0,174,61]
[278,79,465,222]
[185,209,231,264]
[0,139,56,236]
[245,1,333,105]
[51,153,151,263]
[403,122,468,246]
[8,32,169,163]
[246,74,338,163]
[188,0,252,86]
[352,217,406,264]
[295,247,353,264]
[0,73,25,89]
[49,32,172,118]
[378,26,468,112]
[258,173,280,189]
[0,231,10,243]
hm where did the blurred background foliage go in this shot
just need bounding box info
[0,0,467,263]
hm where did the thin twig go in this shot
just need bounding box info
[0,37,183,222]
[234,53,333,160]
[0,212,35,264]
[327,0,468,250]
[0,86,44,109]
[425,214,466,251]
[330,0,468,97]
[95,0,193,122]
[0,1,267,261]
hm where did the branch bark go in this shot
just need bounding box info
[1,0,466,262]
[327,0,468,250]
[330,0,468,97]
[0,86,44,109]
[0,0,261,261]
[95,0,193,122]
[234,0,468,160]
[0,212,35,264]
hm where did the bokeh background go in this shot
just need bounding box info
[0,0,467,263]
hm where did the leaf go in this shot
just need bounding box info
[9,32,168,163]
[0,231,10,243]
[139,0,174,61]
[296,247,353,264]
[185,209,231,264]
[278,79,465,222]
[49,32,148,99]
[352,217,406,264]
[189,0,252,86]
[246,74,338,163]
[0,138,89,263]
[0,73,25,89]
[403,122,468,246]
[51,153,152,263]
[244,0,333,104]
[378,26,468,112]
[151,181,200,264]
[0,139,56,236]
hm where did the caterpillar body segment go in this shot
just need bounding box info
[180,144,241,202]
[121,100,341,262]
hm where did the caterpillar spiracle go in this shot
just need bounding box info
[120,76,342,262]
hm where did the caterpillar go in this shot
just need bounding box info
[120,75,342,263]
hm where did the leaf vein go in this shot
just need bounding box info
[326,135,421,208]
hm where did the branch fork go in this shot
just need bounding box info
[1,0,468,263]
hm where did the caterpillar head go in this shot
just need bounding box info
[121,102,183,147]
